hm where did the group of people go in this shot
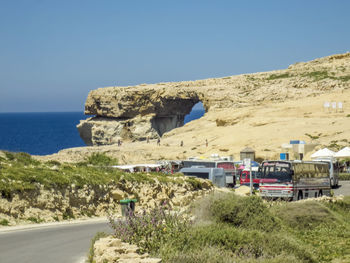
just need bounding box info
[113,136,209,147]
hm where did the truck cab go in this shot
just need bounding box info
[240,167,261,189]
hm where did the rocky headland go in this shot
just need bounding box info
[38,53,350,163]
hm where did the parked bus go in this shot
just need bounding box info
[182,160,236,187]
[179,167,226,187]
[259,160,331,200]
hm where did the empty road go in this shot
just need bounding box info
[0,219,111,263]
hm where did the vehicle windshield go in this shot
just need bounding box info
[261,162,292,183]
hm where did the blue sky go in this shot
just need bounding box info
[0,0,349,112]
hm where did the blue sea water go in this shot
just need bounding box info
[0,108,205,156]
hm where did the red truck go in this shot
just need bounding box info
[240,167,261,189]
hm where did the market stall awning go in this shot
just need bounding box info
[334,147,350,158]
[310,148,335,159]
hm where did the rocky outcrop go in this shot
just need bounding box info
[0,177,212,226]
[78,87,200,145]
[77,53,350,146]
[93,236,162,263]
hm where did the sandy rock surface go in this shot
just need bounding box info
[93,236,162,263]
[37,53,350,164]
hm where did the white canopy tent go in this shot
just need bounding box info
[310,148,335,159]
[334,147,350,158]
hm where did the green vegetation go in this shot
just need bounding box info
[303,70,350,82]
[109,192,350,263]
[80,152,118,166]
[27,216,44,224]
[0,151,196,199]
[339,173,350,181]
[267,73,291,80]
[0,219,9,226]
[305,133,322,140]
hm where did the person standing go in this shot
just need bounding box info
[157,138,160,146]
[206,139,208,147]
[180,140,183,147]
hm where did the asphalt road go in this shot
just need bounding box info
[0,220,111,263]
[334,180,350,196]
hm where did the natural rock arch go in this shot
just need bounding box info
[77,86,203,146]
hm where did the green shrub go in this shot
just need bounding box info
[303,71,331,81]
[84,152,118,166]
[27,217,43,223]
[272,201,336,230]
[166,248,301,263]
[339,173,350,180]
[0,219,9,226]
[109,203,190,255]
[267,73,291,80]
[325,196,350,217]
[185,177,204,190]
[3,151,39,165]
[170,224,315,262]
[210,194,279,232]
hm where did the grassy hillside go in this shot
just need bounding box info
[109,192,350,263]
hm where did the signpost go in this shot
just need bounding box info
[244,158,253,195]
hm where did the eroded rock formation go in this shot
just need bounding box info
[76,53,350,152]
[78,87,201,145]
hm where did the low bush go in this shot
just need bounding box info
[210,194,279,232]
[104,191,350,262]
[3,151,40,166]
[27,217,44,224]
[267,73,291,80]
[185,177,204,190]
[0,219,9,226]
[108,202,190,255]
[339,173,350,181]
[272,201,336,230]
[83,152,118,166]
[163,224,315,262]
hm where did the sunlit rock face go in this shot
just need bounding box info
[77,52,350,146]
[77,85,201,145]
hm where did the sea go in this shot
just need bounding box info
[0,109,205,156]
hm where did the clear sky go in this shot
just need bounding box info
[1,0,349,112]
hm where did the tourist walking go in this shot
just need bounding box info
[206,139,208,147]
[180,140,183,147]
[157,138,160,146]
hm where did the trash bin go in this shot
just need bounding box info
[120,199,137,216]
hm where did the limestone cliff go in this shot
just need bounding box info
[78,53,350,148]
[0,177,212,226]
